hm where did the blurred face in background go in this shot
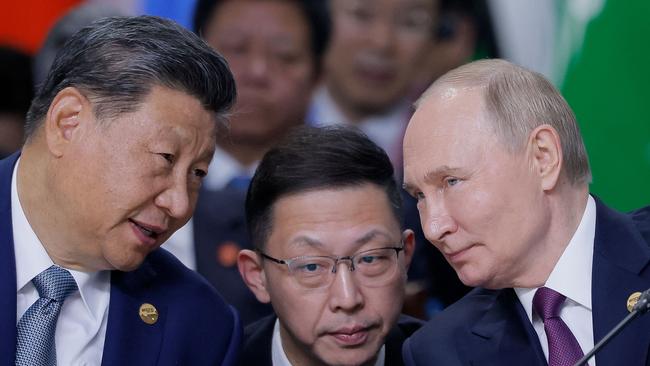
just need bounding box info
[325,0,436,119]
[203,0,318,146]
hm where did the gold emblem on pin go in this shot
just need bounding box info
[627,292,642,313]
[139,303,158,324]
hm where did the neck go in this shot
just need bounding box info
[18,142,98,271]
[324,84,390,124]
[509,183,590,289]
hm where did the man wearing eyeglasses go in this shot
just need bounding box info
[237,126,422,366]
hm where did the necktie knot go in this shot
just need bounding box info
[32,265,77,303]
[533,286,566,321]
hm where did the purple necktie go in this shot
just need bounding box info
[533,287,587,366]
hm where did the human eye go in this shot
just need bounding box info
[292,258,330,275]
[397,10,432,34]
[159,153,174,164]
[445,177,461,187]
[356,250,390,266]
[415,191,425,201]
[343,2,373,23]
[193,169,207,179]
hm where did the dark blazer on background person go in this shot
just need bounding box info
[402,198,650,366]
[240,314,424,366]
[0,153,242,365]
[193,187,274,326]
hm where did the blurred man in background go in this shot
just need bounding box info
[309,0,436,167]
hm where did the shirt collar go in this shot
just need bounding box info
[309,85,410,128]
[271,318,385,366]
[515,195,596,319]
[12,157,110,320]
[204,145,257,191]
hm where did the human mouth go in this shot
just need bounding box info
[128,219,165,248]
[328,326,371,347]
[445,244,477,264]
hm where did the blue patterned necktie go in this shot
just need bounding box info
[533,287,588,366]
[15,265,78,366]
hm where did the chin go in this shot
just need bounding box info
[106,252,148,272]
[456,267,489,288]
[319,354,376,366]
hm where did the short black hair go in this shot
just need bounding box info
[25,15,236,140]
[246,126,403,249]
[192,0,330,73]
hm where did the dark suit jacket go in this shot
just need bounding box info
[240,313,424,366]
[193,188,274,326]
[402,198,650,366]
[0,153,242,365]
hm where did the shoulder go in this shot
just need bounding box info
[143,248,233,310]
[239,314,276,366]
[127,249,240,340]
[629,204,650,244]
[404,288,500,349]
[395,314,426,337]
[110,249,242,364]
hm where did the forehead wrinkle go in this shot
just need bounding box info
[354,229,395,246]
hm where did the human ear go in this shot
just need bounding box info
[237,249,271,303]
[401,229,416,271]
[44,87,91,157]
[528,124,562,191]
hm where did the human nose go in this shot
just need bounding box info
[420,196,458,244]
[242,51,270,85]
[155,175,191,219]
[366,18,395,50]
[328,262,364,312]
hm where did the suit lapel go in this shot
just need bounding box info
[101,261,166,365]
[240,315,275,366]
[0,153,19,365]
[591,199,650,365]
[467,290,547,366]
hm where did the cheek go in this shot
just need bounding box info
[267,281,324,339]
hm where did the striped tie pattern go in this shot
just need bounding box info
[533,287,587,366]
[15,265,77,366]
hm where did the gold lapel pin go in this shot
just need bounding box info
[627,292,642,313]
[139,303,159,325]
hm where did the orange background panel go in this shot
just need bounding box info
[0,0,82,54]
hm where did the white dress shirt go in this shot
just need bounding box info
[515,195,597,365]
[271,318,385,366]
[12,158,110,365]
[162,145,257,269]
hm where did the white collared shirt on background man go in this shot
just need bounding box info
[12,158,110,365]
[515,195,597,365]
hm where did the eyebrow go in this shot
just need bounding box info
[403,165,462,191]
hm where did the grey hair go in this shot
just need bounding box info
[25,15,236,141]
[416,58,591,186]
